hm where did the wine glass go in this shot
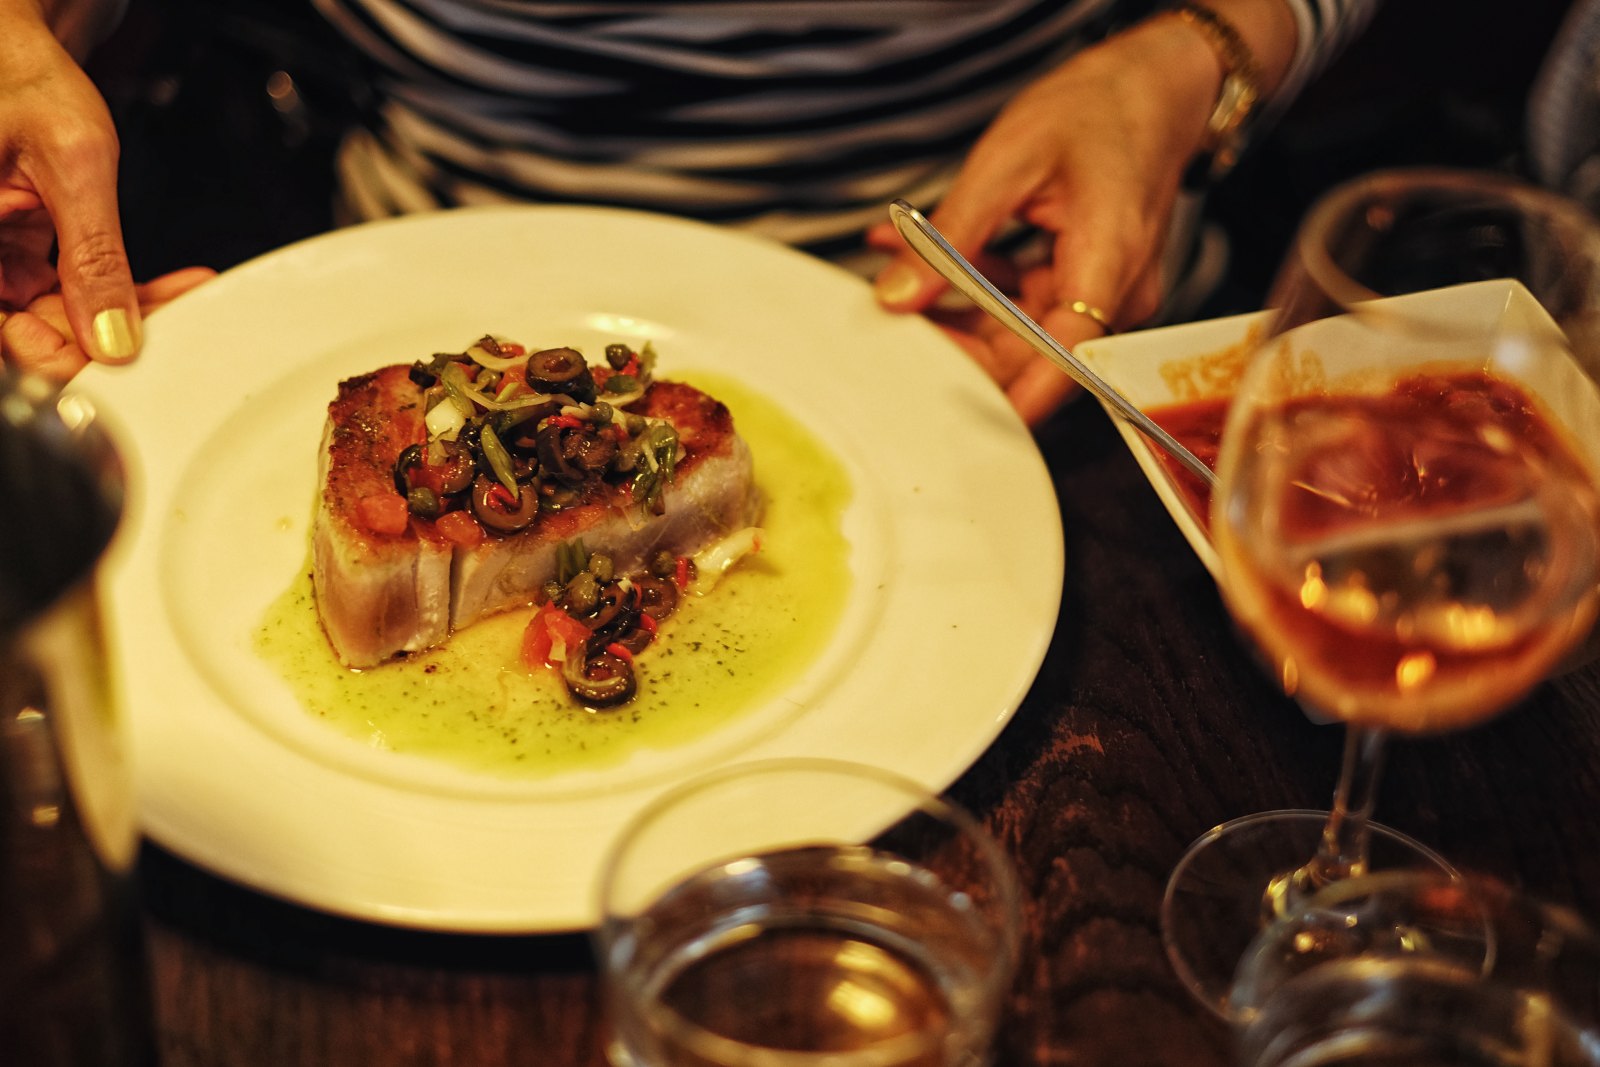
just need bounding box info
[1230,870,1600,1067]
[1160,167,1600,1016]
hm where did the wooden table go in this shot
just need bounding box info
[137,398,1600,1067]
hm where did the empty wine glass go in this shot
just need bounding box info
[1230,870,1600,1067]
[1160,168,1600,1016]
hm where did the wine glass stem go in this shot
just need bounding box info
[1265,726,1389,920]
[1315,726,1387,882]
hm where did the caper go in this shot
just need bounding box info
[604,373,639,396]
[541,580,564,604]
[587,553,614,583]
[648,549,677,579]
[406,486,441,518]
[565,571,600,615]
[604,343,632,369]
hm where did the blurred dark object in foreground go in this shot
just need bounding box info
[1206,0,1579,314]
[88,0,364,279]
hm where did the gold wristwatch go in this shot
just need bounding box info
[1171,1,1263,184]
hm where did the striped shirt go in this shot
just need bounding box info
[1529,0,1600,213]
[311,0,1378,259]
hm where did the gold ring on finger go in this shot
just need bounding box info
[1065,299,1115,334]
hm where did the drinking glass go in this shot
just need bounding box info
[1160,168,1600,1016]
[593,758,1022,1067]
[1230,870,1600,1067]
[0,372,154,1064]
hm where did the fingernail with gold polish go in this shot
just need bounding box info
[874,263,921,307]
[91,308,140,361]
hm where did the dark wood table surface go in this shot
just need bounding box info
[131,396,1600,1067]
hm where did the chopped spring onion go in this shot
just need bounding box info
[465,342,530,373]
[478,424,519,496]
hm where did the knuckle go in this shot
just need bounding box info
[44,110,121,169]
[61,228,128,284]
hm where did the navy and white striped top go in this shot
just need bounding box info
[310,0,1377,258]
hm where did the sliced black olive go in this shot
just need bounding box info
[611,622,653,656]
[408,362,438,388]
[580,583,634,641]
[468,475,537,534]
[563,649,637,708]
[536,424,587,486]
[571,431,617,473]
[429,439,476,495]
[393,443,424,497]
[527,347,597,403]
[632,576,679,622]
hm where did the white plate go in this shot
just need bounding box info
[75,205,1063,933]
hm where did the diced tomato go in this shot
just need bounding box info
[358,494,410,536]
[489,482,519,509]
[637,612,658,637]
[621,356,640,378]
[521,603,592,670]
[500,363,528,391]
[544,414,584,430]
[674,556,690,591]
[604,642,634,664]
[433,509,484,546]
[411,464,447,497]
[499,342,526,358]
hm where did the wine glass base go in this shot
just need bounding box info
[1160,809,1457,1020]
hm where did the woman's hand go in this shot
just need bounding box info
[1,266,216,380]
[870,2,1294,427]
[0,6,211,379]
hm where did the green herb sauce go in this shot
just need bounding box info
[254,373,851,779]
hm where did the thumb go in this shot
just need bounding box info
[39,145,140,364]
[872,181,1025,314]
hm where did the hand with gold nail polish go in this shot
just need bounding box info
[0,0,212,380]
[0,267,217,381]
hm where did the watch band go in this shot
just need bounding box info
[1171,1,1263,185]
